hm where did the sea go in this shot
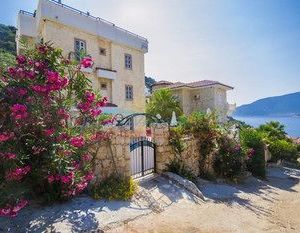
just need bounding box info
[233,116,300,137]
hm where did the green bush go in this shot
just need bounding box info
[240,128,266,178]
[269,139,298,162]
[167,158,196,182]
[90,176,136,201]
[214,134,246,180]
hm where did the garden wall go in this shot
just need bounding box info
[90,126,132,183]
[151,123,213,177]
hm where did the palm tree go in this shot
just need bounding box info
[146,88,183,122]
[258,121,287,140]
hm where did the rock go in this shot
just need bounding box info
[162,172,205,201]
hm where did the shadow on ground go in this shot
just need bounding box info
[0,195,150,233]
[198,166,300,218]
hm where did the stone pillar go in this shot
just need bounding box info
[151,123,174,173]
[91,125,132,183]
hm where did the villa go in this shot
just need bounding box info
[16,0,148,119]
[152,80,234,122]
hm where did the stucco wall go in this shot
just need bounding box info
[38,20,145,113]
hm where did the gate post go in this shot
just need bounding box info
[151,123,174,174]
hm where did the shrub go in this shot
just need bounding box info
[167,158,196,182]
[269,139,298,163]
[0,42,110,217]
[146,88,182,122]
[214,134,246,179]
[91,176,137,201]
[169,126,186,155]
[240,128,266,178]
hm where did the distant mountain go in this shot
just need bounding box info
[234,92,300,116]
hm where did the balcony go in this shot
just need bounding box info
[96,67,117,80]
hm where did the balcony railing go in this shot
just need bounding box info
[47,0,148,42]
[19,10,35,17]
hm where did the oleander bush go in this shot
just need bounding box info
[90,175,137,201]
[240,128,266,178]
[214,133,246,180]
[0,42,111,217]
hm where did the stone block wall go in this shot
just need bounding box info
[90,126,132,183]
[151,123,204,177]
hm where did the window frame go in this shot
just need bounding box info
[74,38,87,61]
[125,84,133,100]
[99,47,106,56]
[124,53,132,70]
[100,83,108,90]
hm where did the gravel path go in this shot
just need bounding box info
[108,166,300,233]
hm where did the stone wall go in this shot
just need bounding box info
[151,123,204,177]
[90,126,132,183]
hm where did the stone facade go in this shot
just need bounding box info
[151,123,210,177]
[90,126,132,183]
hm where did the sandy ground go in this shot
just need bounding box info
[108,167,300,233]
[1,166,299,233]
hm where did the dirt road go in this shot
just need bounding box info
[108,167,300,233]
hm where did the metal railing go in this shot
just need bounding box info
[47,0,148,42]
[19,10,34,16]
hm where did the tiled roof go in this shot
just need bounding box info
[153,80,233,89]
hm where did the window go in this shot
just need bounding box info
[74,39,86,61]
[126,118,134,131]
[125,53,132,70]
[101,83,107,90]
[125,85,133,100]
[99,47,106,56]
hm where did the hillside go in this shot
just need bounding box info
[234,92,300,116]
[0,24,17,54]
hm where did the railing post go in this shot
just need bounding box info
[141,139,144,176]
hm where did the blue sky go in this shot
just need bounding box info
[1,0,300,105]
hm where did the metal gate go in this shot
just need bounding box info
[130,137,156,178]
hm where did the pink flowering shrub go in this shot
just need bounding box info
[0,43,111,217]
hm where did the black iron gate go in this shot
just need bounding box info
[130,137,156,178]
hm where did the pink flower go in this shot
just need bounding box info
[60,172,74,184]
[1,153,17,160]
[75,181,88,194]
[31,85,49,94]
[16,55,26,64]
[11,104,28,120]
[47,175,55,184]
[96,97,108,107]
[57,132,70,142]
[5,166,31,181]
[0,199,28,218]
[78,101,91,112]
[85,91,95,103]
[8,67,16,75]
[82,153,92,162]
[85,172,94,182]
[0,132,14,143]
[70,136,85,148]
[43,128,55,137]
[46,71,60,83]
[25,70,35,79]
[80,57,93,68]
[90,108,102,118]
[57,108,70,120]
[18,88,28,97]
